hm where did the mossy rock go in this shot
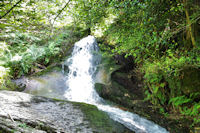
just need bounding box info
[0,91,132,133]
[181,67,200,94]
[95,83,105,95]
[95,82,134,109]
[113,72,128,78]
[73,102,132,133]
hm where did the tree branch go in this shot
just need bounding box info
[52,0,71,25]
[0,0,23,19]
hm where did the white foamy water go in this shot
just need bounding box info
[64,35,169,133]
[64,36,102,104]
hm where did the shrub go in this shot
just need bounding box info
[0,66,10,89]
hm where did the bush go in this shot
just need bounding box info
[142,50,200,126]
[0,66,9,89]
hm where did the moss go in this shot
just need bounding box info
[181,68,200,94]
[94,83,104,95]
[51,98,67,103]
[111,81,129,94]
[50,98,131,132]
[73,102,130,133]
[114,72,128,78]
[74,102,113,132]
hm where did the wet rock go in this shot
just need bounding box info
[0,91,131,133]
[95,62,191,133]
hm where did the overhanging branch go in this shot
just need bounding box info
[0,0,23,19]
[53,0,71,25]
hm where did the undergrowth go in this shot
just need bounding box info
[142,50,200,126]
[0,26,88,90]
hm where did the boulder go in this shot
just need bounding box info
[0,91,131,133]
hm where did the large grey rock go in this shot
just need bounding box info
[0,91,132,133]
[0,90,93,133]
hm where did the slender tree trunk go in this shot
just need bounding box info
[183,0,196,48]
[194,0,200,43]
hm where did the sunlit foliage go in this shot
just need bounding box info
[0,0,199,127]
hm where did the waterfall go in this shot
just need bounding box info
[64,36,102,104]
[64,35,169,133]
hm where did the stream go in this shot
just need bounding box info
[15,36,169,133]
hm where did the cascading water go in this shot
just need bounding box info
[64,36,169,133]
[64,36,102,104]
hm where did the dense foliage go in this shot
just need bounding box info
[93,0,200,127]
[0,0,87,89]
[0,0,199,129]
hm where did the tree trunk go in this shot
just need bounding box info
[183,0,196,48]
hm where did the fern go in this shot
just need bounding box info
[169,96,192,107]
[190,103,200,116]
